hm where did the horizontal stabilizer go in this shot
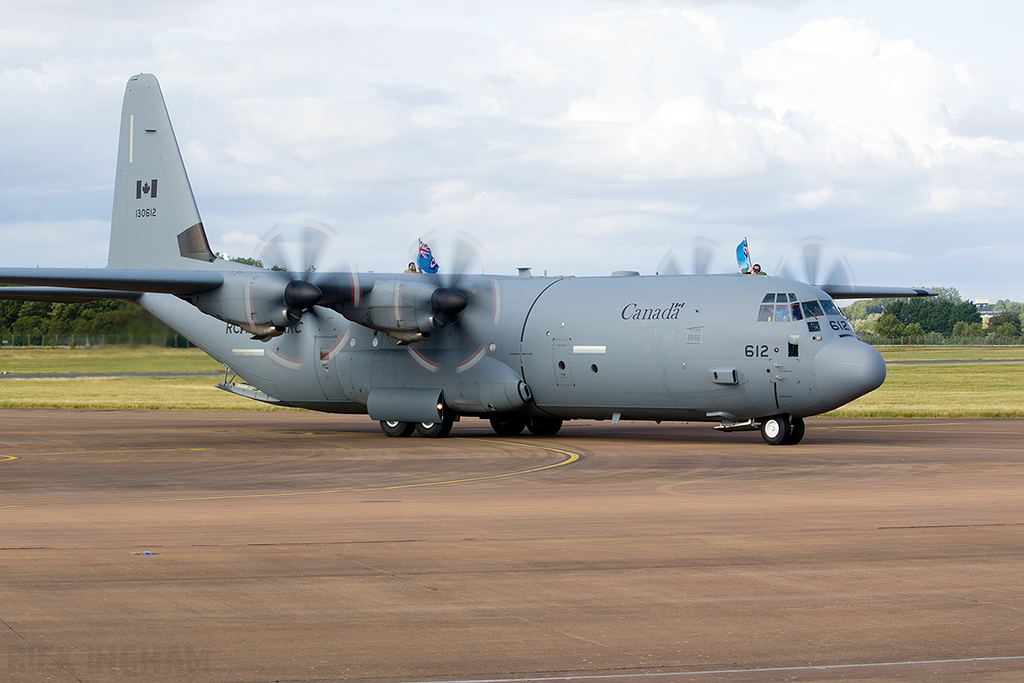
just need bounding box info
[0,268,223,295]
[0,287,142,303]
[821,285,937,300]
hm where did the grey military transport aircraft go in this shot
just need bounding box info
[0,74,935,445]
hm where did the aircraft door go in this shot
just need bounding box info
[768,330,803,411]
[315,334,348,400]
[749,293,810,414]
[552,338,575,387]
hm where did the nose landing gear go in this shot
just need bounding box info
[760,414,805,445]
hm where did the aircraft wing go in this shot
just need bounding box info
[820,285,936,300]
[0,268,223,296]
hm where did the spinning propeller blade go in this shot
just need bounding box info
[776,238,854,288]
[251,220,342,329]
[658,238,719,275]
[419,234,483,329]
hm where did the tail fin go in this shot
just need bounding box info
[107,74,217,269]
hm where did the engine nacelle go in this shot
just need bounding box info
[340,279,446,344]
[188,272,295,339]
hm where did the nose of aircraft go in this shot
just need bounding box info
[813,337,886,410]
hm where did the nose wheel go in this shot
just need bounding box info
[760,415,805,445]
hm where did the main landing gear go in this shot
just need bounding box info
[380,420,416,437]
[379,415,563,438]
[489,416,563,436]
[379,415,454,438]
[488,416,526,436]
[759,414,805,446]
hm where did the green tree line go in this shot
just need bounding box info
[0,299,172,343]
[843,288,1024,342]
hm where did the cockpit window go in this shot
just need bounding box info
[820,299,841,316]
[758,293,841,323]
[780,293,802,320]
[802,300,825,318]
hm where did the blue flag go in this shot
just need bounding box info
[736,238,751,273]
[417,239,439,274]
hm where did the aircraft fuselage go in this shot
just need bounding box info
[146,270,884,429]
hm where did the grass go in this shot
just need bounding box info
[0,346,281,410]
[0,346,223,374]
[0,375,287,411]
[821,345,1024,418]
[827,361,1024,418]
[876,345,1024,362]
[0,344,1021,416]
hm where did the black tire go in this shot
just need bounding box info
[380,420,415,437]
[784,416,806,445]
[527,417,563,436]
[489,417,526,436]
[760,415,791,446]
[416,419,454,438]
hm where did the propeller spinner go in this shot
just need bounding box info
[282,279,323,324]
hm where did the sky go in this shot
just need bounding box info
[2,0,1023,302]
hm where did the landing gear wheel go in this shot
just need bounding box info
[380,420,415,437]
[784,416,805,445]
[489,417,526,436]
[527,417,563,436]
[760,415,791,446]
[416,418,454,438]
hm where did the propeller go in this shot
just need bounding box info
[657,237,719,275]
[253,220,338,329]
[407,234,500,363]
[243,220,362,370]
[776,237,854,288]
[418,234,483,331]
[256,219,335,274]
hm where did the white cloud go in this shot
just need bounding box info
[0,220,110,267]
[1,1,1024,302]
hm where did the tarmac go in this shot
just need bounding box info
[1,409,1022,683]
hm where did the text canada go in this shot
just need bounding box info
[621,302,685,321]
